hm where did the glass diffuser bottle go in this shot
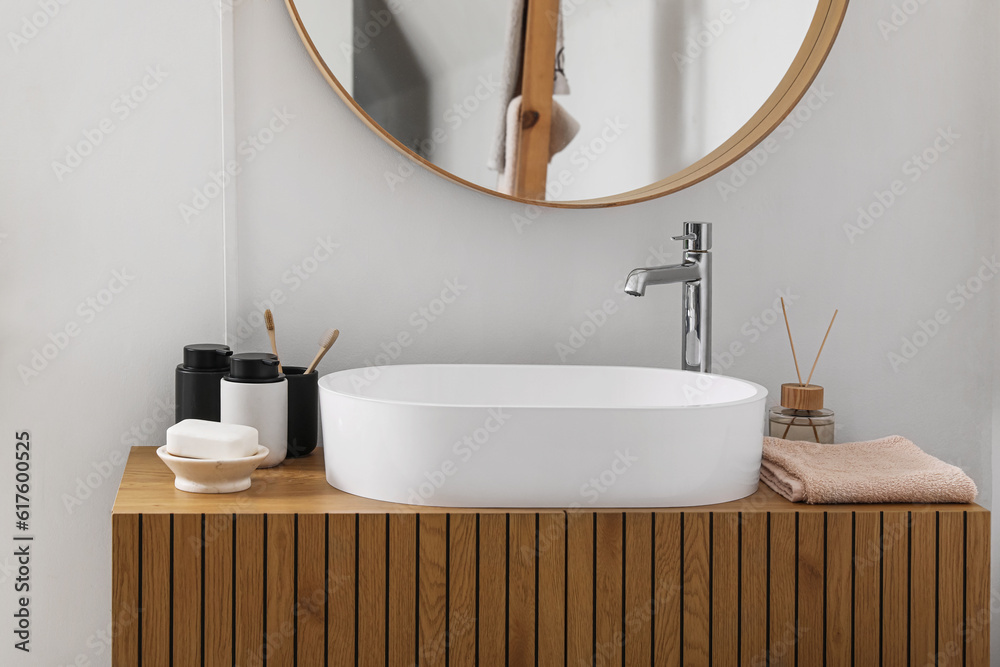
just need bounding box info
[769,383,835,443]
[775,298,839,443]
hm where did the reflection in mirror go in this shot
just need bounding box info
[292,0,823,203]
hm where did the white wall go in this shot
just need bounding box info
[0,1,226,664]
[233,0,999,654]
[0,0,997,665]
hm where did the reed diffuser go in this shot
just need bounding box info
[769,299,838,443]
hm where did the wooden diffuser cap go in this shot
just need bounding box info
[780,383,824,410]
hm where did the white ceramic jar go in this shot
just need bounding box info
[220,353,287,468]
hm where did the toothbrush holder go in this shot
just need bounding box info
[284,366,319,458]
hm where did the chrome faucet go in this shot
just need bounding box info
[624,222,712,373]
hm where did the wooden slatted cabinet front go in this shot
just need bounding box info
[113,447,990,666]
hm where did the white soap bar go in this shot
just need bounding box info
[166,419,259,460]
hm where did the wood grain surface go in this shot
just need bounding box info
[113,448,990,665]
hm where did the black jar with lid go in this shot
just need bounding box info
[175,343,233,423]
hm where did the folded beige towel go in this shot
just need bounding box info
[760,435,977,504]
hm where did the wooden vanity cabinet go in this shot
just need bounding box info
[113,447,990,666]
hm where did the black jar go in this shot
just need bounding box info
[284,366,319,458]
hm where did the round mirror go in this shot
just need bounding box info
[286,0,847,207]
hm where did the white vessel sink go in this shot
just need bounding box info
[318,364,767,508]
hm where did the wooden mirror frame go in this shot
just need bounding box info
[285,0,848,209]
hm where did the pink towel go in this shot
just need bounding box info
[760,435,977,504]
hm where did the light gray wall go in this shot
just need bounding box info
[235,0,998,653]
[0,1,226,664]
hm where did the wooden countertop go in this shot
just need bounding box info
[112,446,987,515]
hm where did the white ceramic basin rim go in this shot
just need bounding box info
[319,364,767,508]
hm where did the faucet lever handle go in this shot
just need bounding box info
[673,221,712,252]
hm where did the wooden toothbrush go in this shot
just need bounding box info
[264,309,283,372]
[305,328,340,374]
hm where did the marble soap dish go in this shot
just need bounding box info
[156,445,270,493]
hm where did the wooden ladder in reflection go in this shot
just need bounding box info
[512,0,560,201]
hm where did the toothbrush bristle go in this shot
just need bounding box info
[264,309,274,331]
[320,328,339,348]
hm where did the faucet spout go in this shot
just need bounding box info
[625,262,701,297]
[624,269,647,296]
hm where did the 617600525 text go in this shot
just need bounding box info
[13,431,32,653]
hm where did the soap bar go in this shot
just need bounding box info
[166,419,259,460]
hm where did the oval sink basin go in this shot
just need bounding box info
[319,364,767,508]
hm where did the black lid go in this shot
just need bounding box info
[182,344,233,370]
[229,353,282,381]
